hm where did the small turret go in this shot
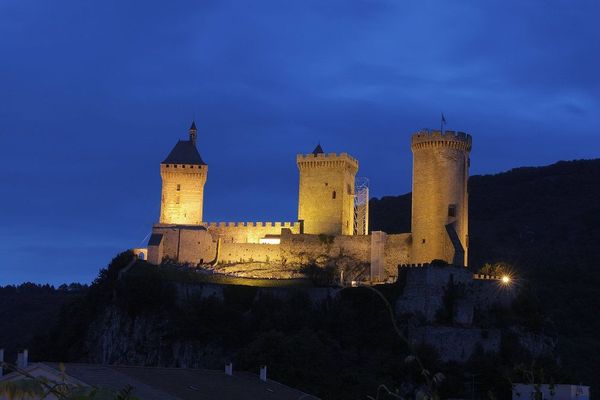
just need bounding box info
[189,120,197,144]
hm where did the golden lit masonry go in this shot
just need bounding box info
[159,121,208,225]
[410,130,471,266]
[297,144,358,235]
[146,124,474,276]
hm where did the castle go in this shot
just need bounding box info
[141,122,472,282]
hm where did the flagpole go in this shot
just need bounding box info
[441,112,445,134]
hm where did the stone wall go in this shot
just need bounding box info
[383,233,412,278]
[219,242,281,264]
[396,265,473,322]
[206,221,302,243]
[279,232,372,265]
[147,225,413,281]
[148,225,216,265]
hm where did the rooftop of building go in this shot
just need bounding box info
[1,362,313,400]
[162,140,207,165]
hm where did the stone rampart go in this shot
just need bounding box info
[147,226,413,281]
[411,130,472,151]
[384,234,412,278]
[279,232,372,265]
[219,242,282,264]
[206,221,302,243]
[396,265,473,322]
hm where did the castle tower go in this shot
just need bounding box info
[159,121,208,225]
[410,130,471,266]
[297,145,358,235]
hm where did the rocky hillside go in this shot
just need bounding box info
[370,158,600,390]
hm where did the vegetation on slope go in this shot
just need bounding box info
[370,158,600,390]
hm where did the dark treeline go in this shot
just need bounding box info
[26,252,559,399]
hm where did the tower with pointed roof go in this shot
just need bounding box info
[296,144,358,235]
[159,122,208,225]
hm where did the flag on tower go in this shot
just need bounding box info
[441,113,447,133]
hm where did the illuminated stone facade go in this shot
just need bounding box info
[297,147,358,235]
[411,130,471,266]
[159,122,207,225]
[146,124,472,280]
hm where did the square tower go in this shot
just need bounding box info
[297,145,358,235]
[159,122,208,225]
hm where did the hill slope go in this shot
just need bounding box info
[370,158,600,387]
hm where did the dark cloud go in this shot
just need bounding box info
[1,0,599,284]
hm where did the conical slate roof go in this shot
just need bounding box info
[162,140,206,165]
[312,144,324,155]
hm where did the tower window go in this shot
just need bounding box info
[448,204,456,217]
[332,190,336,199]
[177,184,181,191]
[422,239,426,244]
[174,165,178,168]
[347,184,352,194]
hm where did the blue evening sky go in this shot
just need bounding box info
[1,0,599,284]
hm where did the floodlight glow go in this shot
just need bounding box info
[501,275,511,285]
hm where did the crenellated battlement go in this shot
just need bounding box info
[411,130,472,152]
[472,274,502,281]
[205,221,301,228]
[399,263,432,268]
[160,163,207,171]
[296,152,359,170]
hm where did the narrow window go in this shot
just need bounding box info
[347,184,352,195]
[174,165,178,168]
[422,238,426,244]
[176,196,180,204]
[448,204,456,217]
[332,190,336,199]
[177,184,181,191]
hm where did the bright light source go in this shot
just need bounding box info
[259,237,280,245]
[501,275,511,285]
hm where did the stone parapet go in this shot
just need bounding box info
[296,152,358,171]
[411,130,472,152]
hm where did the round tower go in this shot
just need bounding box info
[297,144,358,235]
[159,121,208,225]
[410,130,472,266]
